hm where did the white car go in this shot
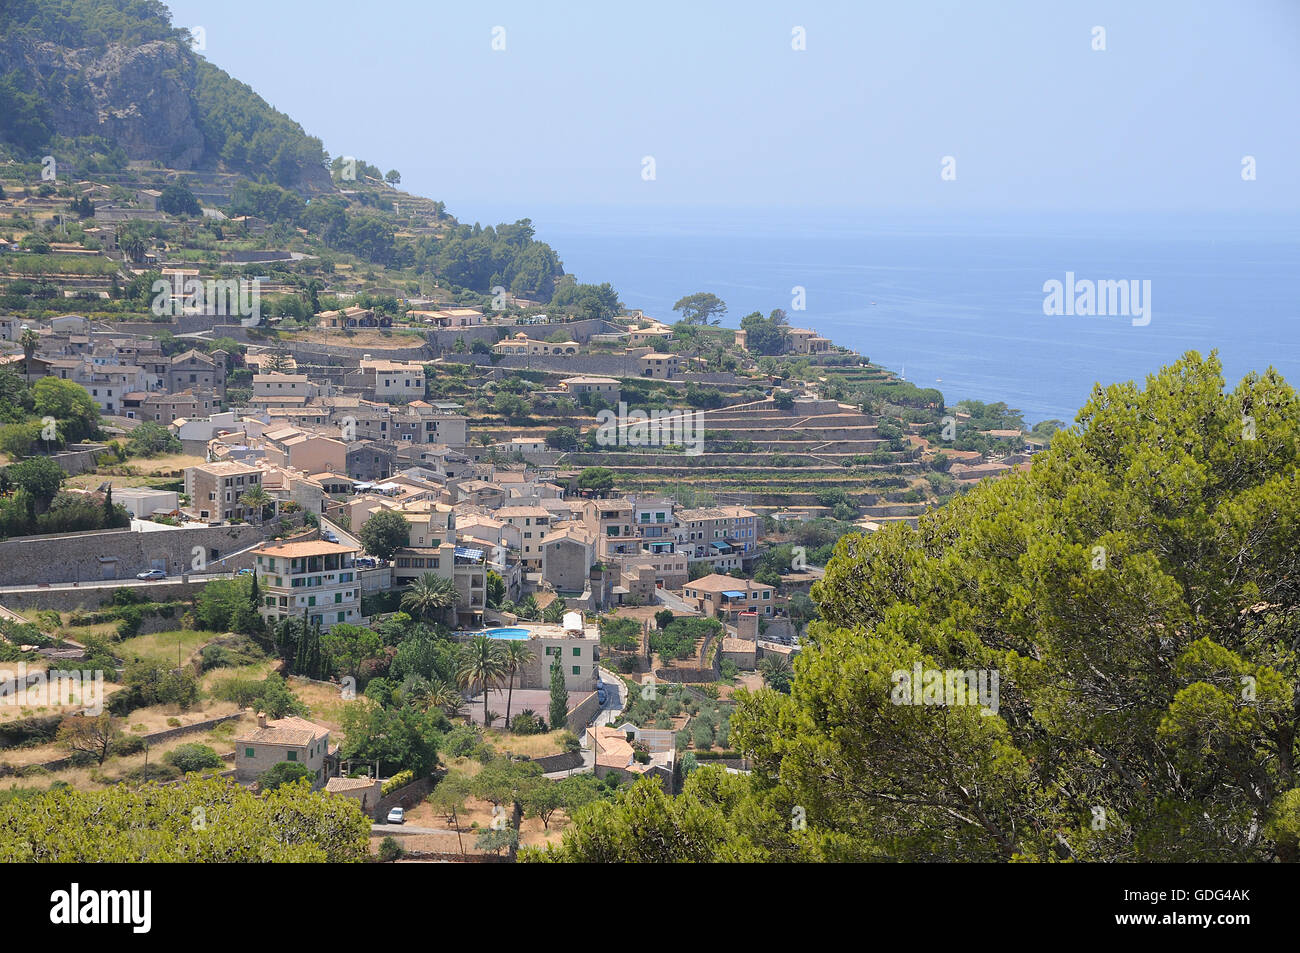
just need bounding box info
[386,807,405,824]
[136,569,166,580]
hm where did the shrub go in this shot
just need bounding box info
[441,725,485,760]
[509,710,547,735]
[259,761,312,790]
[377,836,404,862]
[165,743,223,774]
[112,734,146,756]
[382,769,415,795]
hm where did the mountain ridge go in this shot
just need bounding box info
[0,0,329,189]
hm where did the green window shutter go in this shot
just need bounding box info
[244,747,254,758]
[287,751,297,762]
[572,647,580,656]
[572,665,580,675]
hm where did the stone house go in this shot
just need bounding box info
[234,713,335,788]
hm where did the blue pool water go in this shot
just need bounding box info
[482,627,531,640]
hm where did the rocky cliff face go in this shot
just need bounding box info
[0,36,206,168]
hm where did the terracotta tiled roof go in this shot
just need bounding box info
[236,715,329,747]
[256,540,358,558]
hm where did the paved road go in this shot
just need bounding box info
[320,516,363,550]
[592,666,626,729]
[371,823,461,836]
[0,572,235,596]
[654,587,694,614]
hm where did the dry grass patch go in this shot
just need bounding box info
[115,629,217,667]
[0,677,125,726]
[286,676,359,733]
[201,659,275,694]
[482,728,567,759]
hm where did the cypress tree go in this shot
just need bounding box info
[548,650,568,731]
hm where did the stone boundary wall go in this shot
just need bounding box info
[132,710,246,747]
[5,711,247,775]
[376,775,436,815]
[653,667,717,683]
[0,523,263,588]
[565,690,601,732]
[532,750,583,773]
[382,845,512,863]
[428,317,615,352]
[1,578,207,612]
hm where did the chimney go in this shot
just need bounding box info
[256,711,267,728]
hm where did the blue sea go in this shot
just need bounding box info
[471,204,1300,424]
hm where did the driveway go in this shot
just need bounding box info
[592,667,626,728]
[372,823,461,836]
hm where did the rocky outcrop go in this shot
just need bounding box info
[0,37,205,168]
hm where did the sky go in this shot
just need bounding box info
[164,0,1300,225]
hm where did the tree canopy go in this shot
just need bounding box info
[359,509,410,560]
[672,292,728,325]
[0,776,370,862]
[529,352,1300,862]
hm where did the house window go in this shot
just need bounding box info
[572,666,580,675]
[287,750,297,762]
[572,647,581,657]
[244,747,255,758]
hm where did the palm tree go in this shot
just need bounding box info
[758,654,793,693]
[400,572,460,625]
[20,328,39,383]
[428,679,466,720]
[238,484,271,524]
[542,597,567,625]
[499,640,535,728]
[457,635,507,725]
[514,594,540,621]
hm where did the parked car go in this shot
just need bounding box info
[597,687,608,705]
[386,807,405,824]
[135,569,166,580]
[236,568,254,576]
[322,530,338,542]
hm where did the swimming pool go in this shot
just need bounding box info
[482,627,531,640]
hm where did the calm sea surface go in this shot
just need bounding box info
[481,205,1300,424]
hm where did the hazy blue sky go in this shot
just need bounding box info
[166,0,1299,223]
